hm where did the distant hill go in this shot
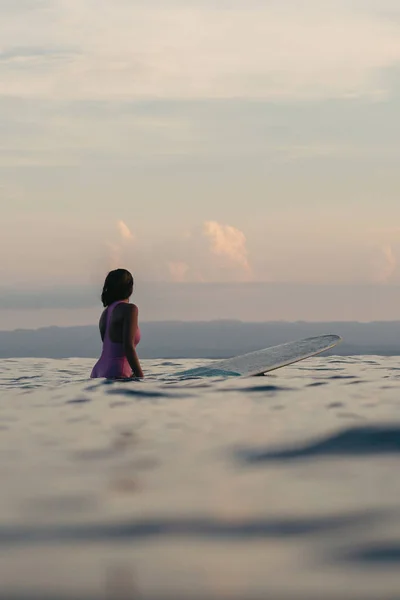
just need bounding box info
[1,321,400,358]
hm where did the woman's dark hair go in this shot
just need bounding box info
[101,269,134,307]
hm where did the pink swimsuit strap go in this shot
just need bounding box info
[101,301,125,358]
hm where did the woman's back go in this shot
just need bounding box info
[100,301,141,347]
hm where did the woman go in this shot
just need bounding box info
[91,269,144,379]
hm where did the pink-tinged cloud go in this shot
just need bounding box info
[203,221,251,273]
[104,221,135,271]
[117,220,134,241]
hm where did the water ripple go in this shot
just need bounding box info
[2,355,400,597]
[0,510,385,546]
[237,424,400,462]
[338,542,400,564]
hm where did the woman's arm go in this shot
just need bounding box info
[123,304,144,378]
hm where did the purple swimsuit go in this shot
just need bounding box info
[90,301,141,379]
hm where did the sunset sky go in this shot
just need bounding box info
[1,0,400,328]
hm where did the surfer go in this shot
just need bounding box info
[91,269,144,379]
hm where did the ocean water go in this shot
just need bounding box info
[1,355,400,599]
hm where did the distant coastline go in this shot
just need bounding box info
[1,321,400,359]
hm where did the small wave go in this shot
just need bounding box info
[10,375,42,381]
[337,542,400,564]
[159,361,182,367]
[66,397,91,404]
[238,384,294,393]
[307,382,329,387]
[0,510,385,546]
[106,388,173,399]
[237,424,400,463]
[327,375,359,380]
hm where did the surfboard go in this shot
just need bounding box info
[171,335,342,379]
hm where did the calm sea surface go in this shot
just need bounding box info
[1,355,400,599]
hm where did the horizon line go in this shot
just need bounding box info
[3,318,400,334]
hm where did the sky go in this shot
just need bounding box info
[1,0,400,328]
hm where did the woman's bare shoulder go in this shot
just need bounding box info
[125,303,138,313]
[119,303,139,319]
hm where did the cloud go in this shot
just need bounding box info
[203,221,251,273]
[373,245,397,283]
[0,46,77,64]
[111,221,254,283]
[1,2,400,101]
[117,220,134,241]
[104,221,135,271]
